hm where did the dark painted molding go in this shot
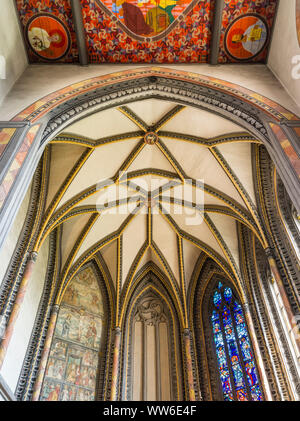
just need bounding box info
[210,0,225,65]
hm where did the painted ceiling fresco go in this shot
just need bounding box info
[15,0,278,63]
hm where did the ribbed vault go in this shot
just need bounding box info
[33,97,268,330]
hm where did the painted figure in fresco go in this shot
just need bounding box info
[77,388,86,401]
[45,384,60,401]
[61,385,70,401]
[75,365,82,385]
[114,0,153,35]
[112,0,182,36]
[51,340,67,358]
[28,27,65,53]
[85,319,97,348]
[61,314,71,338]
[148,0,181,25]
[66,362,77,383]
[231,21,267,56]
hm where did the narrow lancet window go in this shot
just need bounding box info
[211,282,263,401]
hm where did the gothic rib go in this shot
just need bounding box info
[158,131,262,147]
[52,130,145,147]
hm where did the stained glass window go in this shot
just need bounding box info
[211,282,263,401]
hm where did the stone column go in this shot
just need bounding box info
[265,248,300,352]
[110,327,121,401]
[31,304,60,401]
[183,329,196,401]
[0,251,38,369]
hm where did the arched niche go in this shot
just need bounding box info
[121,271,184,401]
[39,263,110,401]
[194,269,265,401]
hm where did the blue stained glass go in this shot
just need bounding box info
[240,336,253,361]
[245,360,258,387]
[233,301,242,312]
[236,322,247,339]
[222,306,235,341]
[221,375,232,395]
[224,287,232,303]
[251,385,263,401]
[227,341,240,364]
[212,310,219,321]
[213,319,221,335]
[213,291,222,308]
[216,346,227,369]
[224,393,234,401]
[236,389,248,401]
[211,286,263,401]
[214,332,224,348]
[232,363,245,389]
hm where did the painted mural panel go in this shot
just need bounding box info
[15,0,278,63]
[95,0,198,40]
[40,266,104,401]
[78,0,214,62]
[219,0,278,63]
[15,0,78,63]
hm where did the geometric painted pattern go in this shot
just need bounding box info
[15,0,278,64]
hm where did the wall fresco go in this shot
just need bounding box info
[26,14,71,61]
[82,0,214,63]
[40,266,104,401]
[224,13,268,61]
[15,0,278,63]
[219,0,278,63]
[15,0,78,63]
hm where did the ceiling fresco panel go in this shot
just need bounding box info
[15,0,278,63]
[81,0,214,62]
[15,0,79,63]
[219,0,278,63]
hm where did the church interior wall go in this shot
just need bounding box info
[0,0,28,107]
[0,235,49,393]
[268,0,300,109]
[0,1,299,401]
[1,63,300,122]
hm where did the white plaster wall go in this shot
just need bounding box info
[0,182,31,289]
[0,236,50,393]
[268,0,300,108]
[0,0,28,106]
[1,63,300,121]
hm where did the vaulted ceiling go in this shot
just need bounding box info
[37,98,266,325]
[15,0,278,64]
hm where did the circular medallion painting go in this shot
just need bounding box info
[26,14,71,60]
[224,14,269,61]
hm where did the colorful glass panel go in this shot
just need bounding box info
[211,284,263,401]
[251,385,263,401]
[213,290,222,308]
[224,287,232,303]
[212,312,234,399]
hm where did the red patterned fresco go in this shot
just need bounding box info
[15,0,79,63]
[81,0,214,63]
[15,0,278,63]
[219,0,278,63]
